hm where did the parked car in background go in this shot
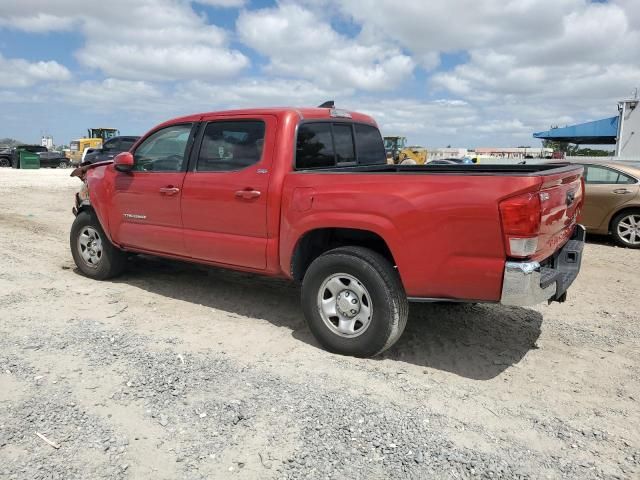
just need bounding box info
[69,105,586,357]
[82,136,140,164]
[0,146,12,167]
[572,160,640,248]
[38,150,71,168]
[11,145,47,168]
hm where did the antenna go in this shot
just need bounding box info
[318,100,335,108]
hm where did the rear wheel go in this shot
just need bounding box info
[70,211,127,279]
[301,246,408,357]
[612,211,640,248]
[58,160,69,169]
[0,157,9,167]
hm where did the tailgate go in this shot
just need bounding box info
[534,166,584,261]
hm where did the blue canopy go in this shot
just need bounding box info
[533,116,619,144]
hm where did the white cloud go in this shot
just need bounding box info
[237,3,414,91]
[328,0,639,141]
[0,54,71,87]
[175,78,344,108]
[0,0,249,81]
[193,0,246,6]
[53,78,164,111]
[428,1,640,134]
[1,0,640,147]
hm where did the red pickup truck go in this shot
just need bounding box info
[70,106,585,357]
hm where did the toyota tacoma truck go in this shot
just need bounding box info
[69,105,585,357]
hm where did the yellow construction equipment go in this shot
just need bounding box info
[383,136,428,165]
[67,128,120,164]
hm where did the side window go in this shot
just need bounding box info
[585,165,635,184]
[354,124,386,165]
[333,124,355,164]
[296,123,334,169]
[133,124,192,172]
[196,121,265,172]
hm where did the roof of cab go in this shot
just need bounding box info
[155,107,377,129]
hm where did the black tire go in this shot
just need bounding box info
[70,211,127,279]
[611,210,640,249]
[301,246,408,357]
[58,161,69,169]
[0,157,9,167]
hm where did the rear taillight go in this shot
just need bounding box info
[499,192,542,258]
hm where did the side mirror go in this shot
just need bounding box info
[114,152,134,172]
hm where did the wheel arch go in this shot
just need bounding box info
[75,202,116,245]
[290,227,397,283]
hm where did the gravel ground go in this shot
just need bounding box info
[0,168,639,480]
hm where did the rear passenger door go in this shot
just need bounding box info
[181,116,276,269]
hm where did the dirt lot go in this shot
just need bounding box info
[0,168,638,480]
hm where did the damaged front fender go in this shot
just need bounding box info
[70,160,112,216]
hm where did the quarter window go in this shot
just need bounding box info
[133,124,192,172]
[585,165,636,184]
[196,121,265,172]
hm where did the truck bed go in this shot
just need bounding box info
[282,162,583,301]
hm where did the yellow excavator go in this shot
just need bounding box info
[383,136,428,165]
[67,128,120,165]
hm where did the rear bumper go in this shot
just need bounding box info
[500,225,585,307]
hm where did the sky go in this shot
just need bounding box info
[0,0,638,148]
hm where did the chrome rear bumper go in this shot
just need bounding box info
[500,225,585,307]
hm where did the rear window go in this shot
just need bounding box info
[296,122,385,169]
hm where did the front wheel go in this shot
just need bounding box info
[301,246,408,357]
[58,160,69,169]
[70,211,127,279]
[0,157,9,167]
[611,211,640,248]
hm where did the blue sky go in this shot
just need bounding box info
[0,0,638,148]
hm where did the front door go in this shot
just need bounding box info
[181,117,275,269]
[582,164,640,230]
[109,123,195,255]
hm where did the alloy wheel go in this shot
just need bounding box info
[617,214,640,246]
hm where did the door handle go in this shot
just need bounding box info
[613,188,631,194]
[159,186,180,196]
[235,189,261,199]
